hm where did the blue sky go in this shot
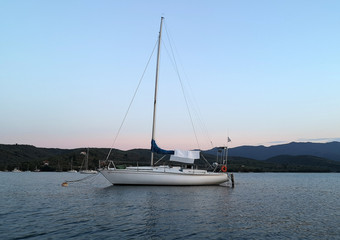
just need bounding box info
[1,0,339,150]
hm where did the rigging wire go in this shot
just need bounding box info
[181,70,215,149]
[164,24,215,149]
[162,41,200,149]
[105,40,158,161]
[163,21,214,150]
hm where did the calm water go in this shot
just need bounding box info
[0,172,339,239]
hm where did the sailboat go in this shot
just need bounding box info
[100,17,229,186]
[68,157,77,173]
[79,148,98,174]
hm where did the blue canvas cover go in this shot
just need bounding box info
[151,140,174,155]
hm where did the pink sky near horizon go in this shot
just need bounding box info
[4,132,340,151]
[1,1,339,150]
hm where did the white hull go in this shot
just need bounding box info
[100,166,228,186]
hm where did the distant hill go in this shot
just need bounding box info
[1,143,340,172]
[265,155,340,172]
[0,144,160,171]
[0,144,66,160]
[206,142,340,161]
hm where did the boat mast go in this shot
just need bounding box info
[86,147,89,170]
[151,17,164,166]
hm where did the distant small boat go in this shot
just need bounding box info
[80,169,97,174]
[12,168,22,173]
[79,148,98,174]
[68,158,77,173]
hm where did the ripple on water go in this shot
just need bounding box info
[0,172,339,239]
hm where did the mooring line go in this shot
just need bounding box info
[61,173,99,187]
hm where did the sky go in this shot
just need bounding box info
[1,0,340,150]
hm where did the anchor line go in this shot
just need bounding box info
[64,173,98,184]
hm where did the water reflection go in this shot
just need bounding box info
[0,173,339,239]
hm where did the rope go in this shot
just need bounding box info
[154,155,166,165]
[105,40,158,161]
[64,173,98,184]
[201,154,213,169]
[163,23,200,149]
[163,22,215,150]
[165,22,214,150]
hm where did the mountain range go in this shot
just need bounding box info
[1,142,340,172]
[205,141,340,161]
